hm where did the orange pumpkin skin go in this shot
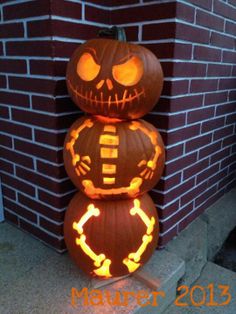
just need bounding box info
[63,115,165,200]
[64,192,159,278]
[66,38,163,120]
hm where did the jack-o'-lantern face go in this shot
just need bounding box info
[66,39,163,119]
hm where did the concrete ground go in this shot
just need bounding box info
[1,222,235,314]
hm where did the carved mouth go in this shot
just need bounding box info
[68,79,145,111]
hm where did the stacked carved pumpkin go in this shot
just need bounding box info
[63,27,165,278]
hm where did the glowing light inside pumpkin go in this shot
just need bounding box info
[82,177,143,198]
[73,204,112,277]
[77,53,100,81]
[99,134,119,146]
[122,199,155,272]
[112,56,144,86]
[102,163,116,175]
[100,147,118,158]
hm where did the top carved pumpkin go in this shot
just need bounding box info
[66,38,163,119]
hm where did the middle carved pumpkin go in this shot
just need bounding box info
[63,115,165,200]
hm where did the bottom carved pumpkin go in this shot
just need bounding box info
[64,192,159,278]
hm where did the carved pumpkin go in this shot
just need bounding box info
[63,115,165,200]
[64,192,159,278]
[66,37,163,119]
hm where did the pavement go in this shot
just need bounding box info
[0,221,235,314]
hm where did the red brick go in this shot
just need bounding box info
[214,0,236,21]
[16,166,73,194]
[0,159,14,174]
[19,219,65,251]
[165,125,200,146]
[187,107,214,124]
[0,134,12,148]
[176,2,195,23]
[199,141,221,159]
[0,106,9,119]
[12,109,57,129]
[144,43,175,59]
[4,198,37,223]
[35,130,66,148]
[143,22,176,41]
[90,0,138,5]
[0,42,3,55]
[190,79,218,93]
[14,139,61,162]
[181,181,207,206]
[208,169,228,186]
[38,190,74,209]
[6,41,52,57]
[31,59,66,77]
[0,59,27,74]
[219,172,235,190]
[51,0,82,19]
[226,178,236,192]
[55,79,67,96]
[3,0,50,20]
[225,21,236,36]
[4,209,18,225]
[219,78,236,90]
[0,23,24,38]
[32,95,77,114]
[0,173,35,197]
[210,32,235,49]
[166,144,184,161]
[85,5,109,23]
[160,203,193,233]
[39,217,63,235]
[226,113,236,125]
[157,200,180,219]
[111,2,176,24]
[197,164,219,184]
[1,185,16,201]
[183,158,209,180]
[27,19,52,37]
[229,91,236,102]
[0,120,32,139]
[0,91,30,108]
[188,0,212,10]
[18,194,64,222]
[176,23,210,44]
[223,134,236,147]
[195,185,217,207]
[157,173,182,191]
[216,102,236,116]
[213,125,234,141]
[196,9,224,31]
[185,134,212,153]
[52,41,79,58]
[165,152,197,176]
[210,147,231,165]
[172,62,206,77]
[9,77,56,95]
[146,113,185,130]
[36,160,67,179]
[221,154,236,169]
[194,46,221,62]
[161,80,189,98]
[207,64,232,77]
[51,20,99,40]
[158,226,178,247]
[0,75,7,88]
[124,26,139,42]
[204,91,228,106]
[165,95,203,113]
[223,50,236,63]
[0,147,34,169]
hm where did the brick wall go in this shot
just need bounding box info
[0,0,235,251]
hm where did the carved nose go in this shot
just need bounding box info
[96,79,113,90]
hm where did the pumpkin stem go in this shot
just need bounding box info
[98,26,127,42]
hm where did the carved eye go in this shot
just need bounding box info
[77,53,100,81]
[112,56,143,86]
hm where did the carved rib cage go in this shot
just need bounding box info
[63,29,165,278]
